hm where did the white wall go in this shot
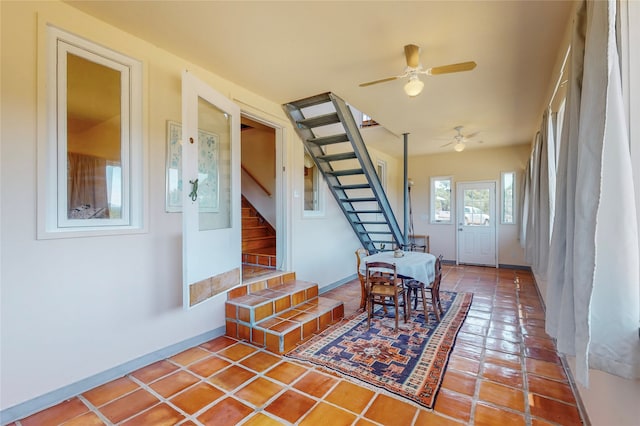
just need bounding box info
[407,145,531,265]
[0,0,359,412]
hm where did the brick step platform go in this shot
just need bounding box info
[225,271,344,353]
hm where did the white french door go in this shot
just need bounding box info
[182,70,241,308]
[456,181,497,266]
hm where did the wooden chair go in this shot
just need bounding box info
[405,254,444,322]
[407,234,430,253]
[355,248,369,310]
[365,261,409,331]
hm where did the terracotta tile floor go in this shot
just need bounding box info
[11,265,585,425]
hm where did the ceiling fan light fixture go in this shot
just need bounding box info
[454,142,466,152]
[404,75,424,97]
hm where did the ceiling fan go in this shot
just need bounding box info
[440,126,481,152]
[359,44,476,97]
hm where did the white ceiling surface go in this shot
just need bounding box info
[65,1,575,157]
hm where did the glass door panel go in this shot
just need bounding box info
[197,96,230,231]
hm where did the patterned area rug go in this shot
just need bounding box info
[286,291,473,409]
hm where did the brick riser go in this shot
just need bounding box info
[225,271,344,353]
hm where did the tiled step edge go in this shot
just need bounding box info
[228,271,296,300]
[226,296,344,354]
[226,279,319,324]
[242,253,277,268]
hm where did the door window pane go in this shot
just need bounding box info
[463,188,491,226]
[501,171,516,224]
[431,176,452,223]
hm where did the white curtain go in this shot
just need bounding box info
[523,109,555,279]
[519,154,532,247]
[67,152,109,215]
[525,132,541,264]
[546,0,640,386]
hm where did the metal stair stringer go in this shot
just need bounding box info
[283,92,404,253]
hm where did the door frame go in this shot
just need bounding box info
[239,109,290,272]
[455,180,498,267]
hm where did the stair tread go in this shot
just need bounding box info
[254,296,343,330]
[325,168,363,176]
[285,92,331,109]
[228,280,316,306]
[297,112,340,129]
[243,235,276,241]
[308,133,350,146]
[252,280,316,298]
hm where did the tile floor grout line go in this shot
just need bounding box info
[75,394,114,426]
[515,272,534,426]
[126,367,208,425]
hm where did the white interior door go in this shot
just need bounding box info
[456,181,497,266]
[182,70,241,308]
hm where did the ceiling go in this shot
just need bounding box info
[65,0,575,158]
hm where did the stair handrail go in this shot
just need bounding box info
[241,164,272,197]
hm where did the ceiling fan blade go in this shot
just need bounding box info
[427,61,477,75]
[404,44,420,68]
[359,76,400,87]
[465,131,480,139]
[440,141,453,148]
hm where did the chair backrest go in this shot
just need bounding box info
[355,248,368,278]
[365,261,398,290]
[433,254,443,290]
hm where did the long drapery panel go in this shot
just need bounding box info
[546,0,639,386]
[523,109,555,280]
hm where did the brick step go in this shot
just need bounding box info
[243,235,276,251]
[226,279,318,323]
[242,252,277,267]
[225,273,344,353]
[242,226,272,238]
[227,295,343,354]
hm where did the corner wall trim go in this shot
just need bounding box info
[498,263,532,271]
[319,274,357,294]
[0,327,226,424]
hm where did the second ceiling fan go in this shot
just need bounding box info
[359,44,477,97]
[440,126,482,152]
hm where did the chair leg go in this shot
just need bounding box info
[419,286,428,320]
[431,291,441,322]
[367,294,373,329]
[403,289,409,322]
[359,279,366,311]
[394,297,399,331]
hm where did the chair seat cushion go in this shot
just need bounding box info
[371,285,399,296]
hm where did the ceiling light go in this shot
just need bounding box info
[403,75,424,97]
[454,142,466,152]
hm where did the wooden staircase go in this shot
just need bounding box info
[225,271,344,353]
[242,197,276,268]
